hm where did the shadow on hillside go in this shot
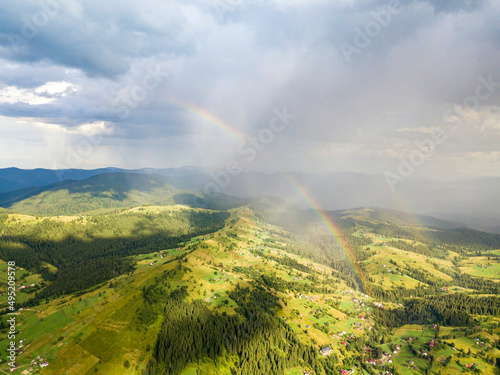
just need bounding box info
[0,172,249,216]
[0,173,176,211]
[0,209,229,305]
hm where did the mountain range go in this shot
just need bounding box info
[0,167,499,232]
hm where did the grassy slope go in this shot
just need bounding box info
[351,213,500,375]
[0,206,498,375]
[360,237,499,292]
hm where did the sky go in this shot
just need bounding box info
[0,0,499,181]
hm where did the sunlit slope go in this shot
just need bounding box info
[0,207,370,374]
[343,209,500,297]
[0,205,230,302]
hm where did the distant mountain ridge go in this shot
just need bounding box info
[0,166,205,194]
[1,167,499,232]
[0,172,248,215]
[339,207,464,230]
[0,171,467,234]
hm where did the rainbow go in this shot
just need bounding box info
[162,101,368,292]
[281,173,369,293]
[167,97,247,142]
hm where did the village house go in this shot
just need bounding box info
[465,363,479,369]
[319,346,333,356]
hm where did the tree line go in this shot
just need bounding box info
[0,209,229,304]
[144,283,321,375]
[373,294,500,328]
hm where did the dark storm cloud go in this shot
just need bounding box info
[0,0,196,78]
[0,0,498,177]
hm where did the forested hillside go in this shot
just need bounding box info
[0,206,229,300]
[0,202,499,375]
[0,173,249,216]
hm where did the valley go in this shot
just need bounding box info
[0,196,499,374]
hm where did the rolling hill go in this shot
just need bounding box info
[0,173,249,216]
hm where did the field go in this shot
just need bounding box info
[0,205,499,374]
[0,260,43,307]
[459,256,500,279]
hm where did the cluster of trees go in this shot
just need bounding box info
[427,228,500,251]
[374,294,500,328]
[360,222,429,245]
[370,284,436,301]
[145,284,321,375]
[287,237,361,290]
[233,267,335,295]
[453,273,500,294]
[398,265,443,287]
[136,266,186,326]
[380,260,497,294]
[263,252,312,273]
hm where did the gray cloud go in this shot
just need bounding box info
[0,0,498,179]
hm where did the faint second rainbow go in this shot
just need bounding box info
[167,97,247,142]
